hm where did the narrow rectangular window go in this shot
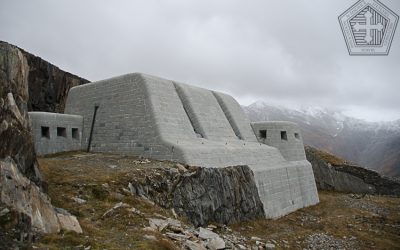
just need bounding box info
[57,127,67,137]
[259,130,267,139]
[41,126,50,139]
[72,128,79,139]
[294,133,300,140]
[281,131,287,141]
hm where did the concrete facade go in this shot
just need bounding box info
[64,73,319,218]
[29,112,83,155]
[251,121,307,161]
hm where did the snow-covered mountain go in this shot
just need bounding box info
[244,101,400,177]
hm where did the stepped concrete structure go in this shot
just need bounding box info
[60,73,319,218]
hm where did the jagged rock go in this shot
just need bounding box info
[130,165,264,226]
[102,202,130,218]
[72,197,87,204]
[184,240,207,250]
[0,41,40,185]
[0,207,10,216]
[237,244,247,249]
[175,163,188,173]
[56,213,82,234]
[0,157,60,233]
[206,237,226,250]
[149,218,169,231]
[166,232,190,241]
[306,146,400,196]
[131,207,141,216]
[265,243,276,249]
[0,40,84,242]
[143,234,157,241]
[3,41,90,113]
[198,227,219,240]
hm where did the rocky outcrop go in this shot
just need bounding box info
[19,46,90,113]
[1,157,61,233]
[130,165,265,226]
[0,40,41,185]
[306,146,400,196]
[0,41,82,247]
[0,40,89,114]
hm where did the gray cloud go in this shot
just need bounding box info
[1,0,399,121]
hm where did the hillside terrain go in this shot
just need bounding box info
[244,101,400,177]
[27,152,400,250]
[305,146,400,196]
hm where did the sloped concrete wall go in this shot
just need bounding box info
[65,73,319,218]
[29,112,82,155]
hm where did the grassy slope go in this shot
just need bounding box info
[34,152,400,249]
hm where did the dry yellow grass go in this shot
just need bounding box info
[34,152,400,249]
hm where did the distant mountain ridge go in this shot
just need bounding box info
[244,101,400,177]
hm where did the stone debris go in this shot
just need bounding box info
[132,159,150,164]
[166,232,190,241]
[175,163,188,173]
[251,236,263,241]
[0,207,10,216]
[305,233,356,250]
[56,213,83,234]
[102,202,130,218]
[206,237,225,250]
[72,197,87,204]
[128,182,136,195]
[198,227,219,240]
[265,243,276,249]
[131,207,142,216]
[143,234,157,241]
[184,240,207,250]
[149,218,169,231]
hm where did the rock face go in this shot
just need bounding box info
[0,40,41,185]
[131,165,265,226]
[13,43,90,113]
[306,146,400,196]
[172,166,265,226]
[0,157,61,233]
[0,41,83,247]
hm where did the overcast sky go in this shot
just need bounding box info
[1,0,399,121]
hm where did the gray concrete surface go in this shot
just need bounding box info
[29,112,83,155]
[64,72,319,218]
[251,121,307,161]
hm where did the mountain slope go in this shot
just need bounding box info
[244,101,400,177]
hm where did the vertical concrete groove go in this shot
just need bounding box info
[172,82,204,138]
[212,91,242,140]
[286,168,295,205]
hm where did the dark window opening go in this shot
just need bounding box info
[294,133,300,140]
[57,127,67,137]
[41,126,50,139]
[72,128,79,139]
[259,130,267,139]
[281,131,287,141]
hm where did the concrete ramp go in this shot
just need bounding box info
[65,72,319,218]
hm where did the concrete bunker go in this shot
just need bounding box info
[29,112,83,155]
[251,121,307,162]
[30,73,319,219]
